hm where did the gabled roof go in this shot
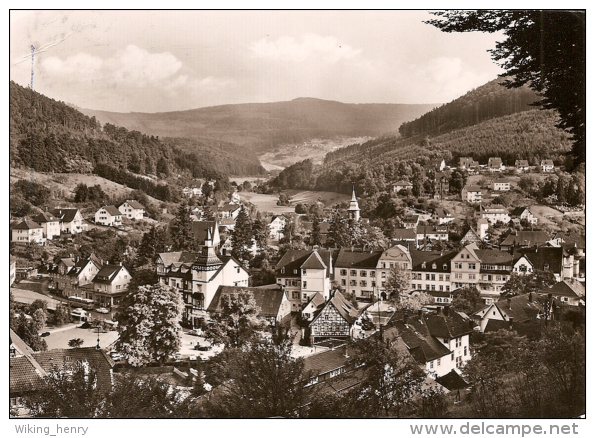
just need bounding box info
[12,219,42,230]
[302,346,350,377]
[335,248,383,269]
[488,157,503,167]
[515,160,529,166]
[123,200,145,209]
[100,205,121,216]
[208,285,287,318]
[411,250,457,272]
[51,208,81,223]
[392,228,417,240]
[474,249,514,266]
[157,251,200,266]
[301,250,327,270]
[493,294,544,322]
[276,249,334,276]
[310,292,362,326]
[518,247,564,273]
[501,230,550,248]
[493,178,511,184]
[434,207,451,218]
[32,347,115,393]
[424,312,473,339]
[416,225,448,235]
[547,280,585,298]
[393,180,412,186]
[9,355,47,393]
[32,211,59,223]
[93,264,127,285]
[436,370,469,391]
[463,185,481,192]
[304,292,326,310]
[541,159,554,166]
[67,257,101,278]
[509,206,530,217]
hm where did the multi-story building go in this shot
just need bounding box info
[410,250,457,294]
[91,262,132,307]
[451,244,481,291]
[508,207,538,226]
[515,160,530,172]
[118,200,145,220]
[156,230,250,326]
[51,208,85,234]
[306,292,361,345]
[475,250,514,303]
[94,206,123,227]
[11,219,43,245]
[541,159,555,172]
[461,185,482,203]
[31,211,61,240]
[479,204,510,225]
[488,157,505,172]
[492,178,511,191]
[335,248,383,301]
[275,248,334,312]
[48,254,102,298]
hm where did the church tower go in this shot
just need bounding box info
[347,183,361,222]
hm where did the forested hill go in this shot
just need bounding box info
[80,98,437,153]
[9,81,266,177]
[398,77,540,138]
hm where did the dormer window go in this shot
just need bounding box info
[443,264,447,270]
[281,268,285,274]
[421,262,426,269]
[293,269,298,274]
[432,263,437,270]
[544,263,549,271]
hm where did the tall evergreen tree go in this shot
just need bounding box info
[311,216,322,246]
[169,204,195,252]
[231,207,253,262]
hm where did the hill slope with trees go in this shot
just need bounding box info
[80,98,438,153]
[9,81,266,178]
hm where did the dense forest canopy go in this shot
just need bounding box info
[9,81,266,177]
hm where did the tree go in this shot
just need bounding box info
[136,226,169,267]
[31,308,47,333]
[68,338,84,348]
[12,312,47,352]
[450,286,482,315]
[52,304,72,327]
[116,284,184,367]
[427,11,585,167]
[23,362,104,418]
[231,207,253,262]
[311,216,322,246]
[204,290,263,349]
[327,214,350,248]
[350,335,426,417]
[205,340,315,418]
[385,264,411,303]
[252,219,268,252]
[169,203,195,252]
[397,292,434,313]
[501,271,556,297]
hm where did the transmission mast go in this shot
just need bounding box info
[29,45,35,183]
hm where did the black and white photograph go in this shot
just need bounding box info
[8,7,587,432]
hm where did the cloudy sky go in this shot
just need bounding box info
[10,10,504,113]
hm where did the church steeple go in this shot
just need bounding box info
[347,183,360,222]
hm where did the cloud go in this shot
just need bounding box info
[250,33,361,63]
[110,44,182,87]
[42,52,103,77]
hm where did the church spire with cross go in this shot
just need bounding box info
[347,182,360,222]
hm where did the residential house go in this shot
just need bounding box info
[513,247,576,281]
[473,293,545,332]
[515,160,530,172]
[410,250,457,294]
[476,218,489,241]
[433,172,450,200]
[487,157,505,172]
[376,245,413,300]
[391,228,417,245]
[302,345,359,393]
[48,254,102,298]
[474,249,514,303]
[268,214,287,239]
[191,220,221,249]
[388,309,473,377]
[11,219,43,245]
[479,205,510,225]
[335,248,383,301]
[216,203,241,220]
[492,178,511,191]
[403,215,420,229]
[31,211,61,240]
[275,248,334,312]
[51,208,85,234]
[10,330,115,416]
[461,228,481,245]
[207,285,291,325]
[500,230,549,252]
[433,208,455,225]
[392,180,413,193]
[539,280,585,306]
[182,186,203,198]
[461,185,482,203]
[541,160,555,172]
[306,292,362,345]
[451,244,481,292]
[416,226,449,246]
[91,262,132,307]
[459,157,479,172]
[94,205,123,227]
[509,207,538,225]
[301,292,327,322]
[428,158,446,172]
[156,231,250,327]
[118,200,145,220]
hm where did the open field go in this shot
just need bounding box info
[259,136,373,168]
[10,169,162,206]
[240,190,350,214]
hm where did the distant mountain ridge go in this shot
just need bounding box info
[80,98,438,153]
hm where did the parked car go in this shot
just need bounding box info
[189,355,197,362]
[40,332,50,337]
[96,307,109,314]
[195,344,212,351]
[188,328,203,336]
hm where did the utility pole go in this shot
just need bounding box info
[29,45,35,184]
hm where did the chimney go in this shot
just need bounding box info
[436,306,442,316]
[528,292,533,302]
[508,317,514,330]
[507,298,512,310]
[106,261,109,265]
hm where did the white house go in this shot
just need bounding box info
[51,208,85,234]
[95,206,123,227]
[118,200,145,220]
[492,178,511,191]
[268,214,287,239]
[488,157,505,172]
[515,160,530,172]
[479,205,510,225]
[11,219,43,244]
[462,185,482,203]
[541,160,555,172]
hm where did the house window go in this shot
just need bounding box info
[341,279,346,286]
[303,269,306,275]
[432,263,437,270]
[451,352,455,361]
[437,358,441,366]
[439,274,443,282]
[292,291,299,299]
[360,271,367,277]
[469,274,476,280]
[360,281,367,287]
[293,269,298,274]
[456,337,461,348]
[464,346,468,356]
[303,281,307,289]
[350,270,357,276]
[431,274,435,281]
[330,367,344,378]
[303,294,308,300]
[429,361,434,369]
[340,269,347,276]
[443,264,448,270]
[426,274,430,280]
[456,356,463,367]
[468,263,476,270]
